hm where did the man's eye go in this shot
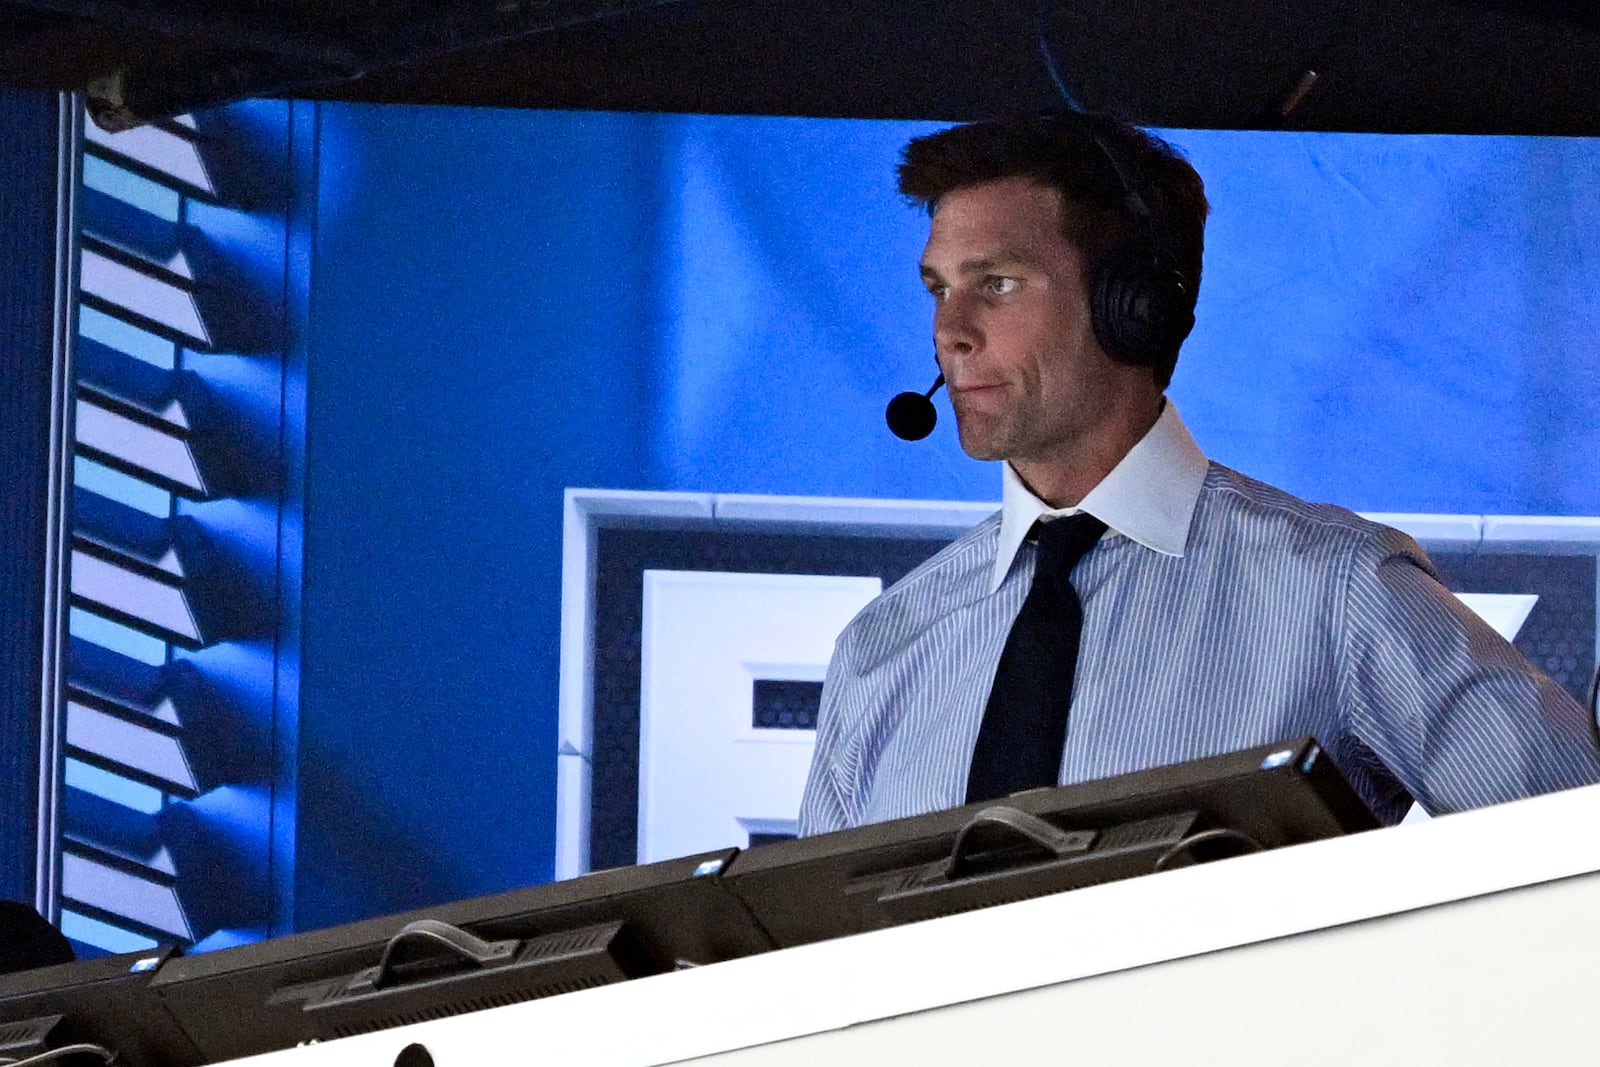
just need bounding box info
[925,283,949,300]
[986,276,1019,295]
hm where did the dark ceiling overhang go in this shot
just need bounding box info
[1,0,1598,135]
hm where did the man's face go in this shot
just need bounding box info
[921,176,1140,475]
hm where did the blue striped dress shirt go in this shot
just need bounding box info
[798,404,1600,833]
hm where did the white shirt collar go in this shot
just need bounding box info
[988,401,1210,593]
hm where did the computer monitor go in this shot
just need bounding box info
[139,739,1372,1061]
[723,737,1380,947]
[150,848,773,1063]
[0,946,199,1067]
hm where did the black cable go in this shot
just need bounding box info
[1153,828,1266,872]
[1031,0,1085,112]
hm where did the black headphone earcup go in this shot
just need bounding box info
[1091,242,1196,369]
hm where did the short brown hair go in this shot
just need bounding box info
[899,113,1208,386]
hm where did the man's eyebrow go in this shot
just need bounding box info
[920,252,1036,281]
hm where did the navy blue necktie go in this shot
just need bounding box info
[966,512,1107,803]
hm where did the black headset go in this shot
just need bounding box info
[1077,116,1198,372]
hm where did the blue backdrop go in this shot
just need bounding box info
[647,116,1600,511]
[293,105,1600,930]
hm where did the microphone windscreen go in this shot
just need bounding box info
[886,391,937,440]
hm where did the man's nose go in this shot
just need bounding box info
[933,293,981,358]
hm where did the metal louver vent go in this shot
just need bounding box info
[47,102,296,957]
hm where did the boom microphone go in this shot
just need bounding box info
[885,373,945,441]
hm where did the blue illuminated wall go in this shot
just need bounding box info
[272,106,1600,929]
[647,118,1600,512]
[1176,132,1600,514]
[295,107,665,927]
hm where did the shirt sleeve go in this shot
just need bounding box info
[797,636,855,837]
[1338,526,1600,814]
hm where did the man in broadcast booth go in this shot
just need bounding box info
[798,111,1600,835]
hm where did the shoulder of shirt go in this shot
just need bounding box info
[1201,462,1428,565]
[833,510,1002,646]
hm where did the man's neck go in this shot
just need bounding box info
[1010,395,1165,508]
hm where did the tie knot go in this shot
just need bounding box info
[1032,513,1107,580]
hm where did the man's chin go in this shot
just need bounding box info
[953,412,1020,462]
[956,432,1009,463]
